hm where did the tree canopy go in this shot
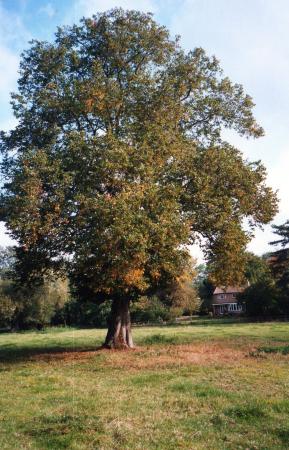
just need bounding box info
[0,9,278,346]
[270,221,289,284]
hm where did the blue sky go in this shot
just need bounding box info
[0,0,288,259]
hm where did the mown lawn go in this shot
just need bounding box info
[1,320,289,449]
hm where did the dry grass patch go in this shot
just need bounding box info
[100,342,250,370]
[29,341,254,371]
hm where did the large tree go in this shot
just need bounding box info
[270,220,289,312]
[0,9,277,347]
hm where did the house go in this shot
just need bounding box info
[212,286,245,316]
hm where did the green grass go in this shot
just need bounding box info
[1,320,289,449]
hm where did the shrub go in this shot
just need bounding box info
[131,296,174,324]
[0,292,16,329]
[62,299,112,328]
[0,277,70,330]
[238,278,280,317]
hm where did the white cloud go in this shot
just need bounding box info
[0,223,16,247]
[0,116,18,132]
[39,3,56,18]
[75,0,157,17]
[190,243,204,264]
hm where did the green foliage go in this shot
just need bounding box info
[238,279,280,317]
[238,253,280,317]
[0,8,277,313]
[241,221,289,318]
[271,220,289,247]
[129,258,201,323]
[164,276,201,316]
[245,252,270,284]
[16,278,70,329]
[62,299,111,328]
[155,257,200,316]
[131,296,173,323]
[194,264,215,314]
[270,220,289,312]
[0,277,70,329]
[0,280,16,328]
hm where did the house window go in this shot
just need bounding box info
[232,293,236,299]
[219,305,225,314]
[219,294,225,299]
[228,303,242,312]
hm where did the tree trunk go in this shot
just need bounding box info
[103,297,134,349]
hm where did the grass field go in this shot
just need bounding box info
[1,320,289,449]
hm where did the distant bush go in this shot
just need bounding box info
[61,296,173,327]
[0,283,16,329]
[61,291,200,328]
[0,277,70,330]
[238,279,281,317]
[131,296,175,323]
[17,278,70,329]
[62,299,111,328]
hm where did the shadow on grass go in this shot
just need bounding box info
[0,344,104,364]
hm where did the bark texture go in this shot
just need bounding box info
[103,298,134,349]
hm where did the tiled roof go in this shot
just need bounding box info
[213,286,244,295]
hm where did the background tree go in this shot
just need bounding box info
[269,220,289,314]
[0,287,16,329]
[156,257,200,316]
[0,245,69,330]
[238,278,280,317]
[194,264,215,315]
[0,9,277,347]
[0,272,70,330]
[11,277,70,330]
[238,253,279,317]
[244,252,270,285]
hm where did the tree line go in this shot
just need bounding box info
[1,219,288,329]
[196,221,289,317]
[0,249,200,330]
[239,221,289,317]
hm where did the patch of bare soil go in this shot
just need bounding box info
[100,342,251,370]
[29,342,254,369]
